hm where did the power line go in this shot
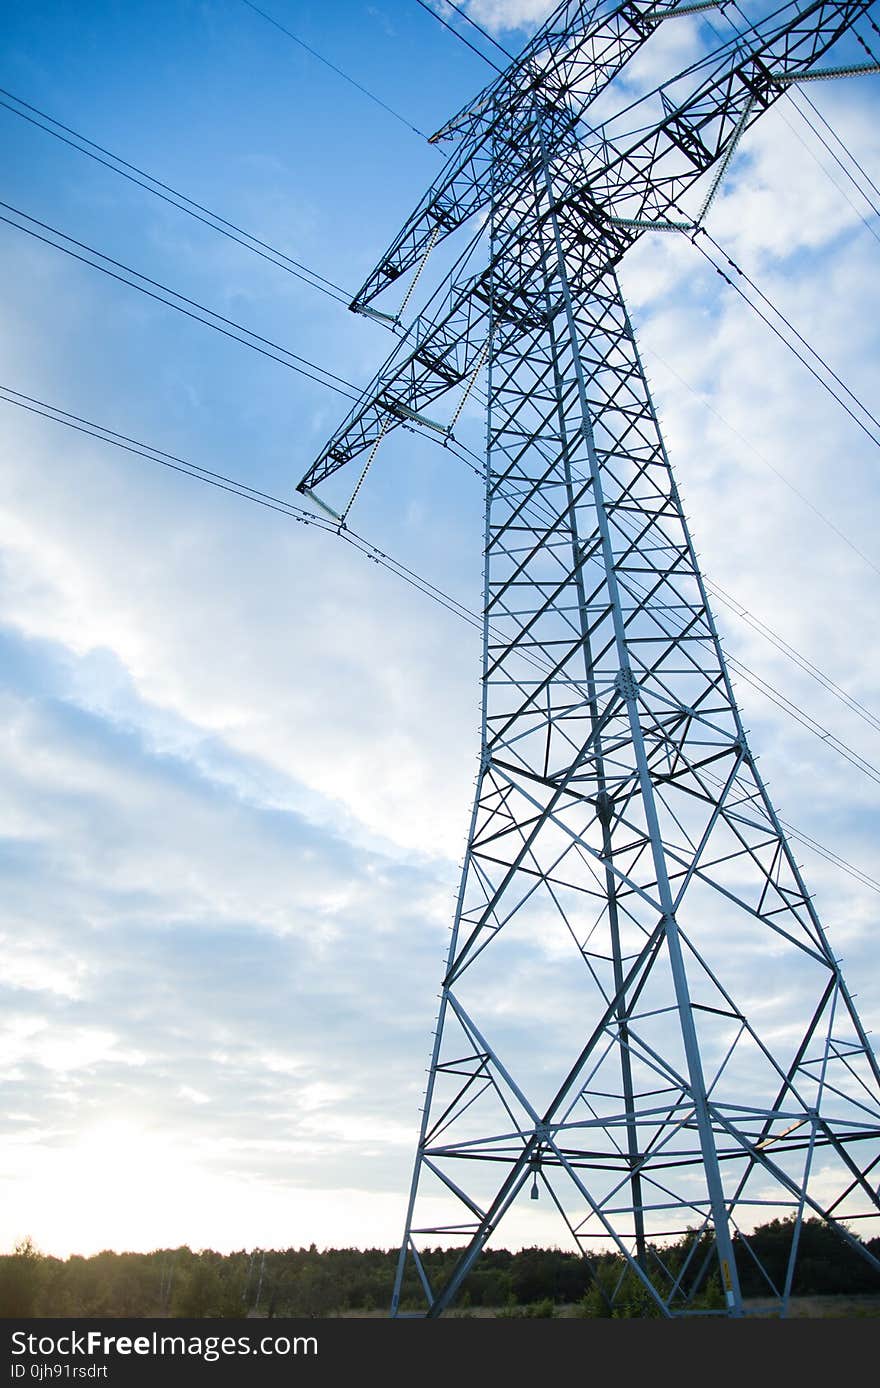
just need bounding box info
[0,201,360,399]
[720,1,880,235]
[610,14,880,525]
[689,230,880,456]
[5,13,877,878]
[708,578,880,737]
[4,378,879,901]
[0,87,352,305]
[0,385,327,523]
[412,0,506,73]
[263,11,880,615]
[725,652,880,792]
[439,339,880,755]
[703,574,880,738]
[509,456,880,796]
[433,0,516,61]
[240,0,432,140]
[517,371,880,740]
[701,223,880,436]
[794,85,880,207]
[0,385,483,631]
[10,99,876,484]
[700,763,880,896]
[446,408,880,805]
[783,94,880,243]
[15,29,871,548]
[589,507,880,795]
[31,141,878,706]
[780,818,880,895]
[642,343,880,581]
[854,20,880,66]
[437,385,880,798]
[342,393,880,801]
[356,9,880,568]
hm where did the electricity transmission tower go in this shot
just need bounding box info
[298,0,880,1317]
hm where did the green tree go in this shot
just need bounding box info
[0,1237,45,1316]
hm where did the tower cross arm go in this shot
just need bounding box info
[298,0,875,497]
[351,0,690,315]
[565,0,876,226]
[297,264,498,492]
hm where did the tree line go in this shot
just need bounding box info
[2,1218,878,1318]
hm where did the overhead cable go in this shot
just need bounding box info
[434,0,516,60]
[642,344,880,581]
[3,381,878,897]
[0,86,351,305]
[688,231,880,456]
[413,0,506,73]
[0,201,360,399]
[240,0,432,139]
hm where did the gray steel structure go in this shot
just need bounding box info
[298,0,880,1317]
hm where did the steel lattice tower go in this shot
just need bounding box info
[298,0,880,1317]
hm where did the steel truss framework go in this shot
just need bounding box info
[298,0,880,1317]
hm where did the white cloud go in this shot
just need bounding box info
[465,0,556,33]
[0,396,480,861]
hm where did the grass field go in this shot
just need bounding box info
[336,1293,880,1319]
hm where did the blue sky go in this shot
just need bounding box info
[1,0,879,1258]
